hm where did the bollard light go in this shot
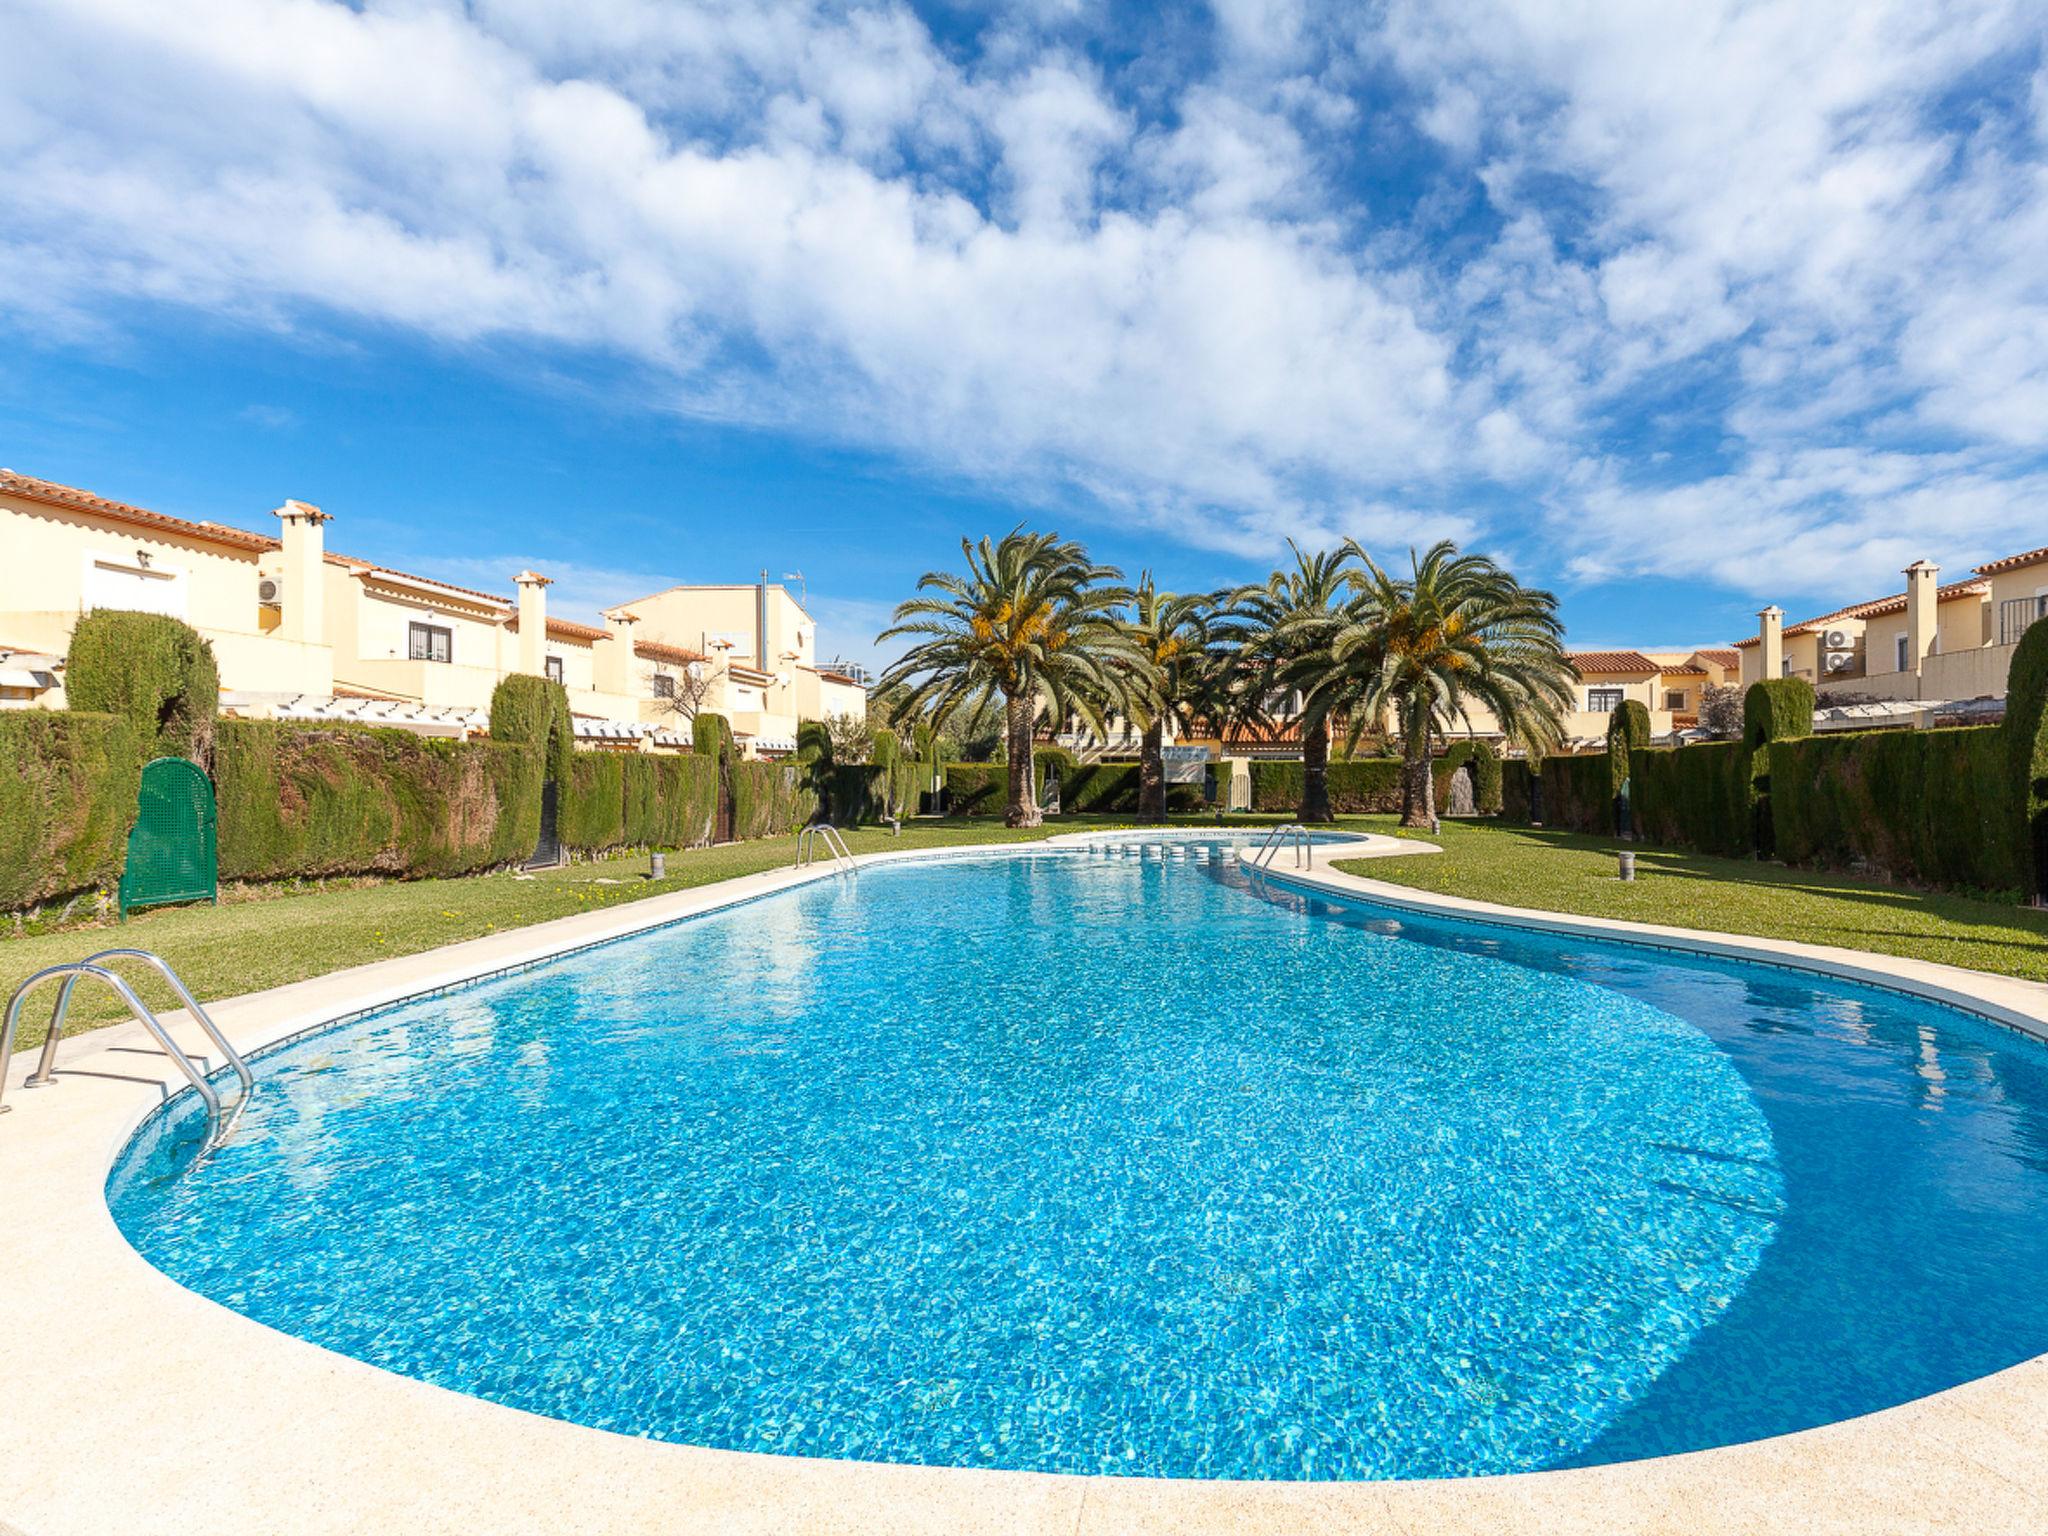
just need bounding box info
[1618,850,1635,882]
[650,851,667,880]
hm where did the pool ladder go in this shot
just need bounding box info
[795,823,857,877]
[1242,824,1312,881]
[0,949,255,1148]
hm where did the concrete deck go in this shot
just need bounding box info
[3,830,2047,1534]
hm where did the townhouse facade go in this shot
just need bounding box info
[0,470,864,755]
[1739,546,2048,713]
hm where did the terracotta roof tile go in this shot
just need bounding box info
[1569,650,1659,675]
[1693,648,1742,668]
[1,468,277,552]
[1976,545,2048,577]
[634,639,705,665]
[1848,579,1990,619]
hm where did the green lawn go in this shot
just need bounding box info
[0,817,1134,1052]
[1336,817,2048,983]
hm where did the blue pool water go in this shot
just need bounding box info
[108,844,2048,1480]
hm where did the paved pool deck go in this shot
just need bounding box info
[3,830,2046,1535]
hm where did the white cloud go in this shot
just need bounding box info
[1,0,2045,601]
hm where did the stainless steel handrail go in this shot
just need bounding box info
[796,824,857,875]
[1,963,232,1139]
[39,950,255,1102]
[1243,823,1311,879]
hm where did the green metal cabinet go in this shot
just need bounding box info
[119,757,218,918]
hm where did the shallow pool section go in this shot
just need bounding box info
[109,846,2048,1480]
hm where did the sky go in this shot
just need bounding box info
[3,0,2046,672]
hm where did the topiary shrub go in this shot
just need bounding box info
[1605,700,1653,834]
[214,719,538,880]
[1743,677,1814,855]
[1436,740,1503,815]
[2007,620,2048,903]
[488,674,572,785]
[0,711,143,909]
[64,610,220,765]
[692,713,731,761]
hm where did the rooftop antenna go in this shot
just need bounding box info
[782,570,806,607]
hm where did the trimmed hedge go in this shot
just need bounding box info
[1744,677,1815,855]
[871,730,924,819]
[822,763,890,826]
[1631,741,1750,857]
[1501,757,1537,822]
[0,711,143,909]
[1250,759,1404,813]
[488,674,572,785]
[944,762,1021,817]
[2008,621,2048,902]
[214,719,540,880]
[1538,753,1610,833]
[1770,726,2022,897]
[65,610,220,764]
[622,753,719,848]
[733,759,816,840]
[560,750,626,852]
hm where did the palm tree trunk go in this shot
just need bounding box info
[1138,717,1167,822]
[1399,706,1434,828]
[1005,692,1041,828]
[1300,719,1332,823]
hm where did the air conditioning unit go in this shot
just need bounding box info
[1823,651,1856,673]
[257,576,283,607]
[1823,628,1853,651]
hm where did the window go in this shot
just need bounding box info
[544,655,564,685]
[84,554,187,618]
[652,673,676,700]
[408,622,452,664]
[1664,690,1686,710]
[1895,634,1909,672]
[1586,687,1624,713]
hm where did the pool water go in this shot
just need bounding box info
[108,846,2048,1480]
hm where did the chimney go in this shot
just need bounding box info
[273,499,330,644]
[598,609,637,696]
[756,569,771,673]
[1903,560,1938,674]
[515,571,551,677]
[1758,605,1783,680]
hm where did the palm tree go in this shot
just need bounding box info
[1304,539,1574,828]
[1119,576,1229,822]
[877,530,1135,828]
[1227,543,1364,823]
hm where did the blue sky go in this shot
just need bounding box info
[4,1,2046,671]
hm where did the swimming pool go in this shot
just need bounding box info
[107,842,2048,1481]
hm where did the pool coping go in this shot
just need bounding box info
[3,829,2047,1535]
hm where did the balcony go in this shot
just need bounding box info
[1998,595,2047,647]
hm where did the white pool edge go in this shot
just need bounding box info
[4,828,2047,1536]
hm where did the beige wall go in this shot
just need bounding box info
[629,584,864,747]
[1987,565,2048,646]
[0,491,335,697]
[630,585,816,673]
[1832,641,2022,703]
